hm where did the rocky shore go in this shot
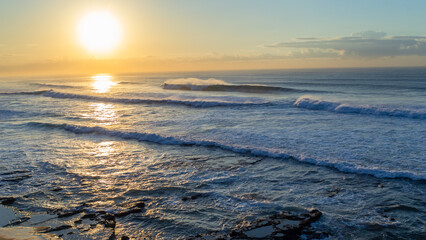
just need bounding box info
[1,195,326,239]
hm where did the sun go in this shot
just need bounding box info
[77,11,122,54]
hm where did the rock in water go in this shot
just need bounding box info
[191,208,327,239]
[0,197,16,205]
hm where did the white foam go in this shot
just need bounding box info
[165,78,229,86]
[294,96,426,119]
[28,122,426,181]
[163,78,294,92]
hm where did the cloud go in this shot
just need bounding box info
[266,31,426,58]
[351,30,386,39]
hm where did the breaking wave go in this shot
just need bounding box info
[28,122,425,181]
[163,78,301,93]
[41,90,269,108]
[294,96,426,119]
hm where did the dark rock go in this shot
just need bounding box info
[42,224,72,233]
[5,217,30,227]
[299,209,322,227]
[181,196,190,201]
[82,213,97,219]
[51,187,63,192]
[115,208,142,218]
[103,219,116,228]
[74,219,83,224]
[102,213,115,220]
[0,197,16,205]
[201,208,325,239]
[182,193,203,201]
[190,193,202,200]
[229,230,247,238]
[134,202,145,209]
[57,209,84,218]
[67,231,74,235]
[327,187,341,197]
[121,236,130,240]
[108,232,116,240]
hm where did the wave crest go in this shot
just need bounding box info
[0,90,50,95]
[28,122,425,181]
[294,96,426,119]
[163,78,298,93]
[30,83,81,89]
[42,90,269,108]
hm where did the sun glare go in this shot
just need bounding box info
[92,74,116,93]
[77,11,122,54]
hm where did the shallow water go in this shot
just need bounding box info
[0,68,425,239]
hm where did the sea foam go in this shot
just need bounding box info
[294,96,426,119]
[28,122,426,181]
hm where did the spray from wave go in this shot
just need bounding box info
[294,96,426,119]
[27,122,425,181]
[163,78,300,93]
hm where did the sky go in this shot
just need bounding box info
[1,0,426,76]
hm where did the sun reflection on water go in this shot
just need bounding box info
[92,74,116,93]
[92,103,118,125]
[94,141,116,157]
[83,102,118,126]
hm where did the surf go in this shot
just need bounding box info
[1,90,270,108]
[27,122,426,181]
[294,96,426,119]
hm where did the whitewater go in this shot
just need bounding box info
[0,68,425,239]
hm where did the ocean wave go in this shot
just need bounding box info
[0,90,50,95]
[294,96,426,119]
[30,83,81,89]
[163,78,301,93]
[0,109,26,119]
[118,81,141,85]
[27,122,426,181]
[42,90,269,107]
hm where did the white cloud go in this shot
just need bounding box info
[266,31,426,58]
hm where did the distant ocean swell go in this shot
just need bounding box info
[162,78,305,93]
[30,83,82,89]
[294,96,426,119]
[1,90,269,108]
[163,83,300,93]
[0,90,50,95]
[27,122,426,181]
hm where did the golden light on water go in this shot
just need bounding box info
[93,141,116,157]
[77,11,122,54]
[90,102,118,125]
[92,74,116,93]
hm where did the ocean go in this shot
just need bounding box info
[0,67,425,239]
